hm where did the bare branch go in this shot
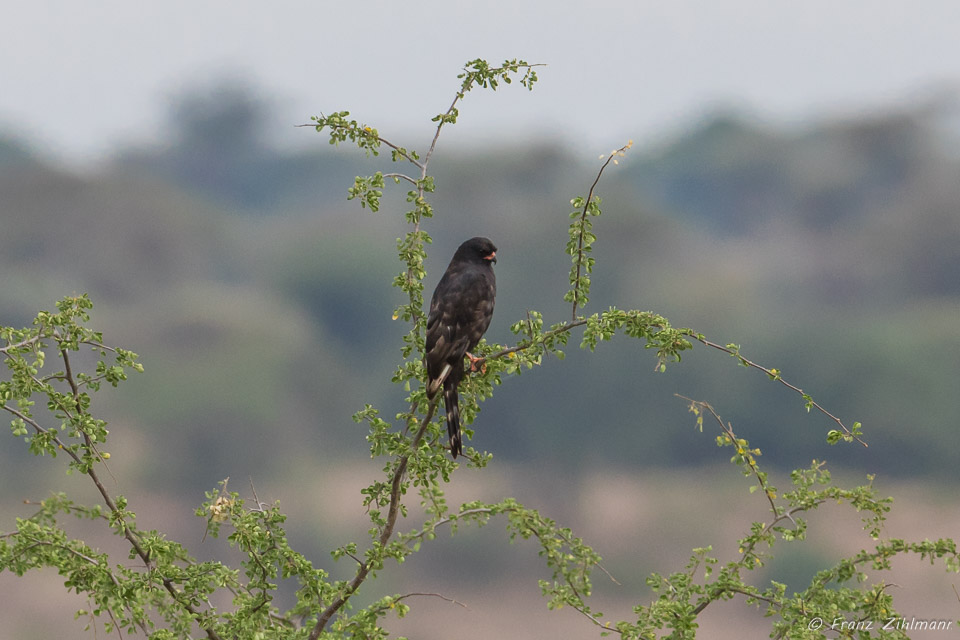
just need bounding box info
[248,477,268,511]
[393,591,469,610]
[686,335,867,447]
[382,172,418,186]
[727,587,782,607]
[80,339,120,354]
[423,87,465,168]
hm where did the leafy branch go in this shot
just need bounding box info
[297,57,544,635]
[2,296,226,640]
[307,397,438,638]
[617,401,944,638]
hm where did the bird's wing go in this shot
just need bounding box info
[426,281,458,376]
[428,268,492,356]
[425,263,495,402]
[461,276,496,352]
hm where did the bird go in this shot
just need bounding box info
[425,237,498,458]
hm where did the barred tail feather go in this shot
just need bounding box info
[444,382,462,458]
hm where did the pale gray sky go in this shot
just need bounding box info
[3,0,959,164]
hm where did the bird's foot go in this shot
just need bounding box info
[466,352,486,374]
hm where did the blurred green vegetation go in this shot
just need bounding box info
[2,83,959,496]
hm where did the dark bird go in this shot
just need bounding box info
[425,237,498,458]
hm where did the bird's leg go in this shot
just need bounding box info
[465,352,486,374]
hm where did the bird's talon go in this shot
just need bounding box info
[466,352,486,374]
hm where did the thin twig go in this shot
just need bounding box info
[58,348,118,486]
[687,334,867,447]
[393,591,470,610]
[678,396,780,517]
[107,606,125,640]
[248,477,267,511]
[339,546,364,567]
[15,538,102,568]
[423,63,547,168]
[571,142,632,321]
[728,587,782,607]
[382,172,418,186]
[81,339,120,354]
[423,86,466,168]
[294,122,425,170]
[2,404,72,450]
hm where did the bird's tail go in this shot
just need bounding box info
[444,382,462,459]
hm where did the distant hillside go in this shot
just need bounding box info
[1,87,959,488]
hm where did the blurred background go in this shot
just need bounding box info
[2,2,959,638]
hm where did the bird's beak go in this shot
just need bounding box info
[485,252,497,264]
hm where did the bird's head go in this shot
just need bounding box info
[455,236,497,265]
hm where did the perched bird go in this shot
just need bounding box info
[425,237,498,458]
